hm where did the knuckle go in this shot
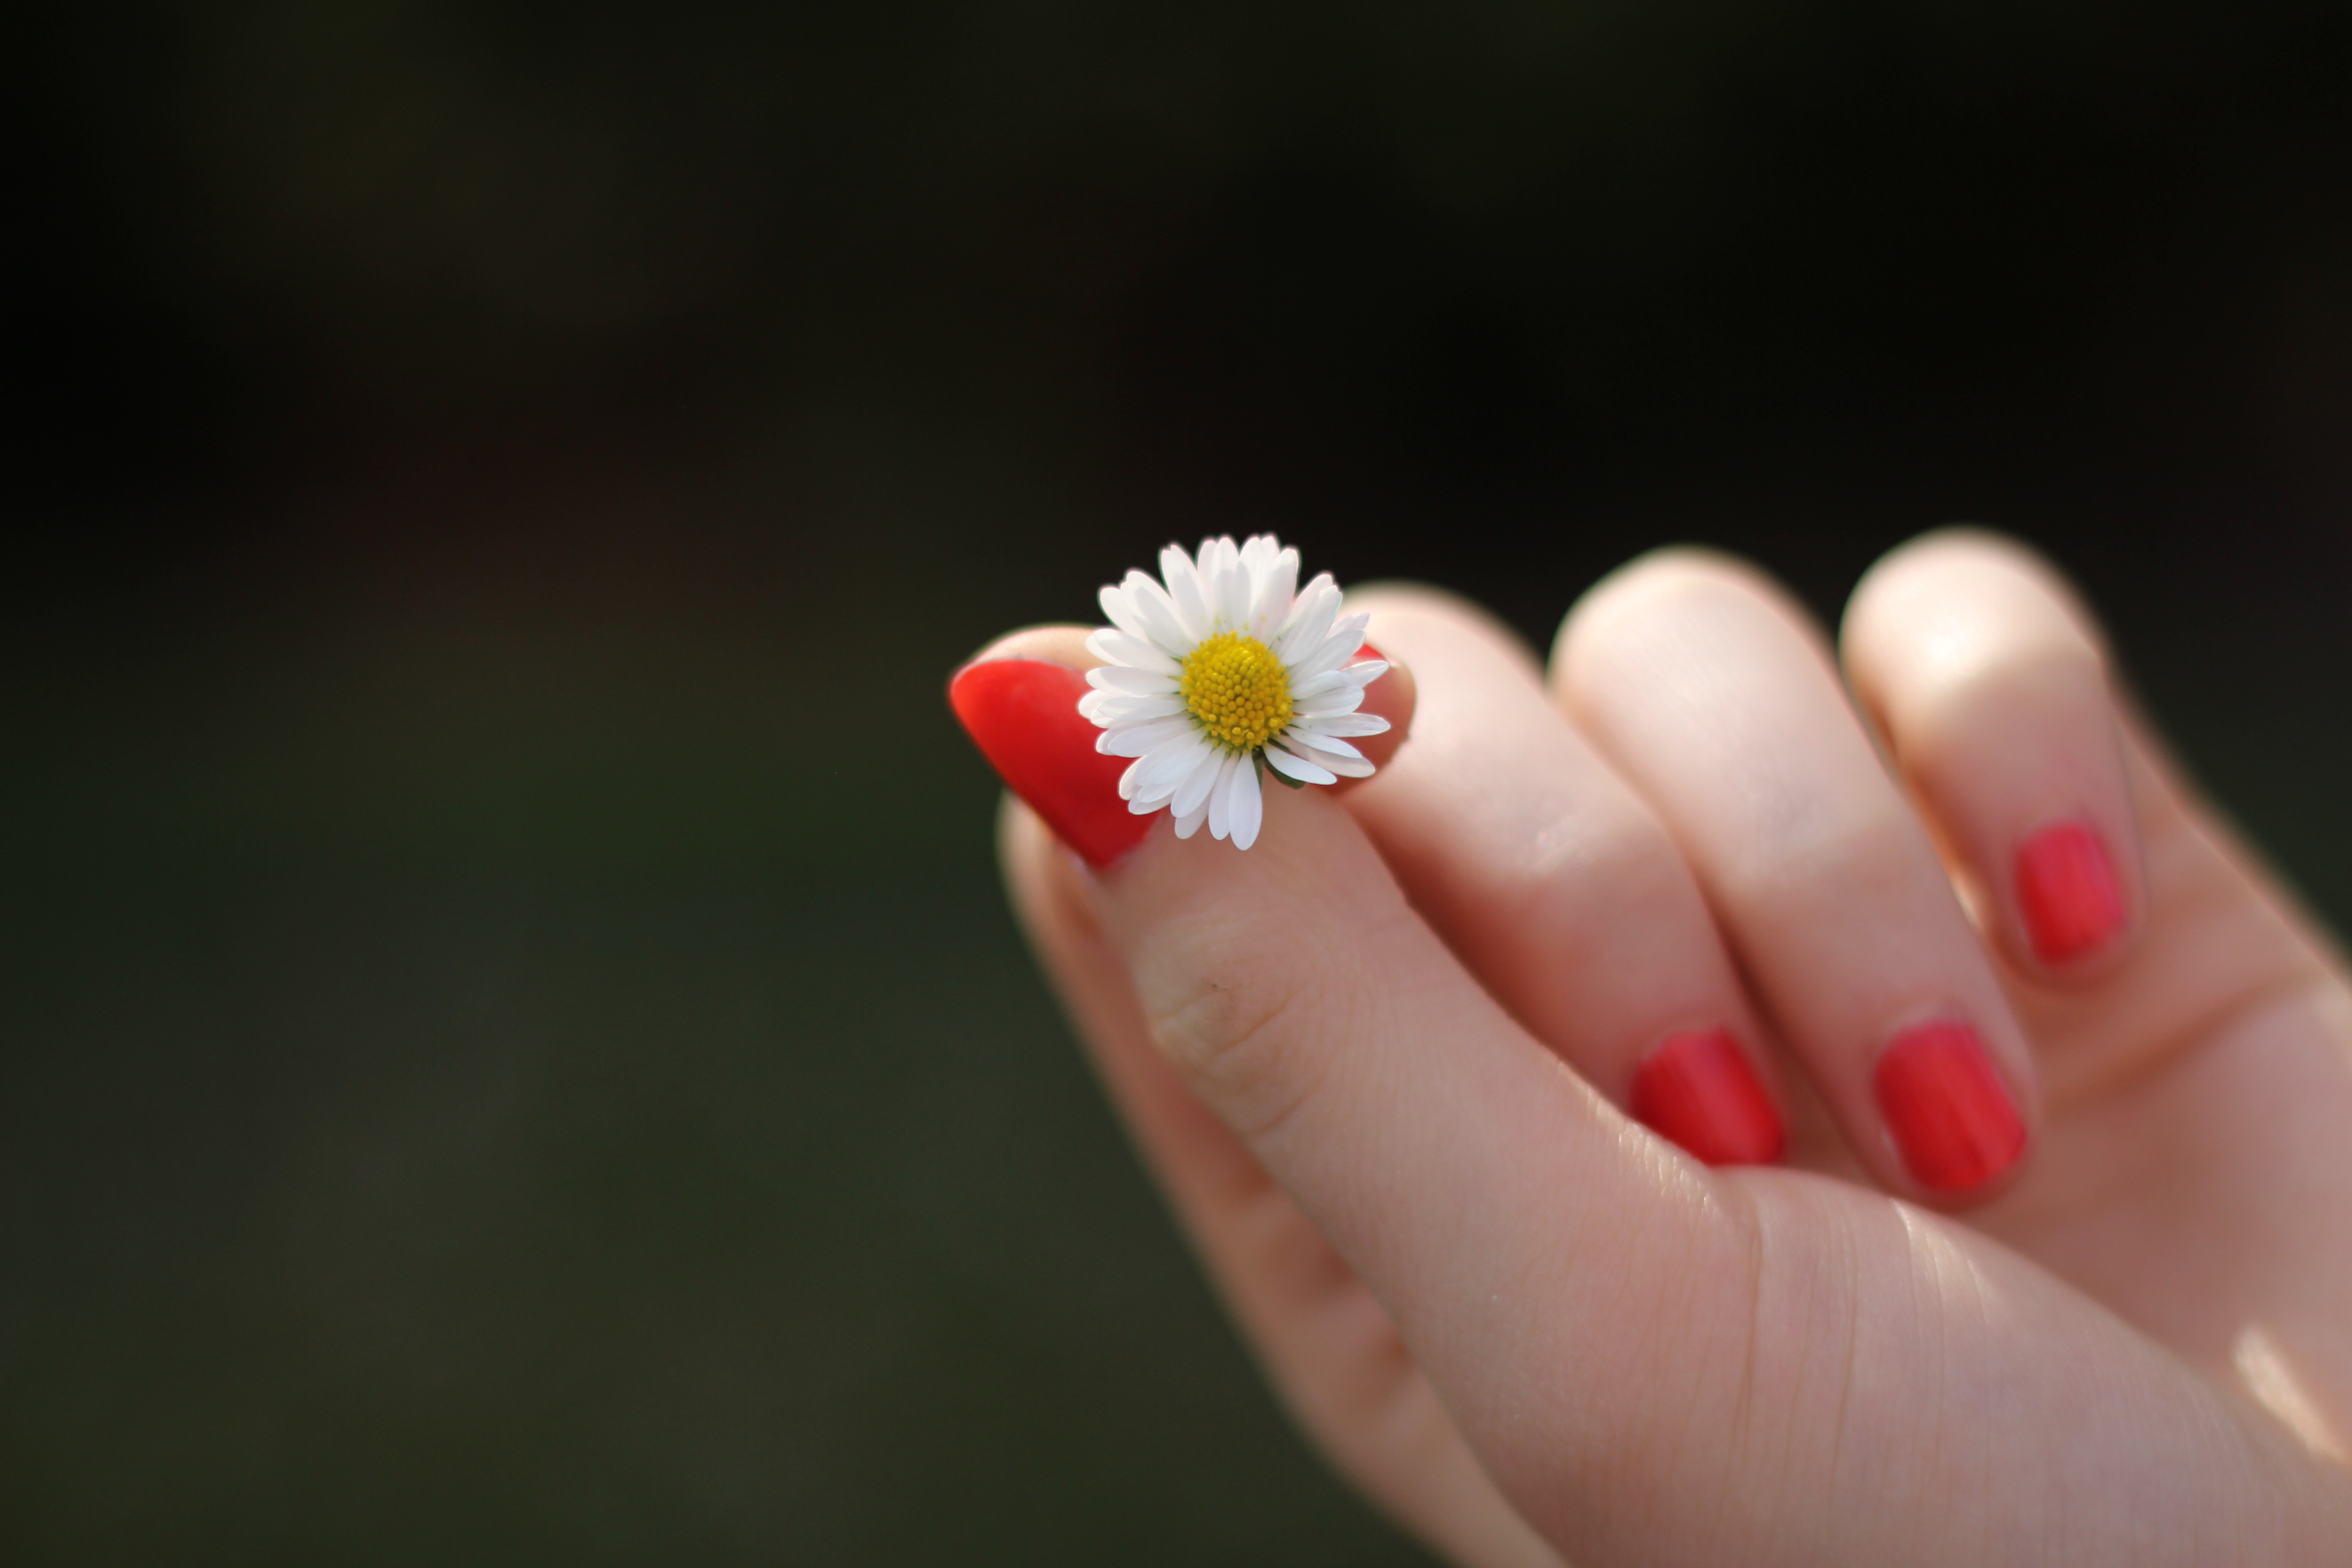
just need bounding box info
[1558,551,1825,708]
[1571,549,1801,649]
[1140,928,1338,1141]
[1352,584,1543,681]
[1514,808,1691,949]
[1718,808,1925,923]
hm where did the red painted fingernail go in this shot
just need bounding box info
[1873,1020,2027,1194]
[1632,1028,1785,1166]
[2015,819,2126,965]
[949,658,1150,868]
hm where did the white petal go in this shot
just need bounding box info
[1098,715,1199,758]
[1294,710,1389,738]
[1233,537,1266,629]
[1117,757,1144,800]
[1290,662,1385,702]
[1194,537,1230,626]
[1276,573,1336,641]
[1264,743,1337,786]
[1173,795,1211,838]
[1170,745,1225,818]
[1288,612,1371,680]
[1136,731,1215,792]
[1123,570,1196,656]
[1160,545,1210,638]
[1287,728,1366,760]
[1252,543,1299,637]
[1320,752,1376,778]
[1086,627,1179,673]
[1206,752,1242,840]
[1098,582,1152,644]
[1288,685,1354,710]
[1087,664,1180,696]
[1101,575,1176,653]
[1130,756,1186,811]
[1289,672,1362,704]
[1130,787,1176,814]
[1081,691,1187,725]
[1275,579,1342,662]
[1091,696,1195,729]
[1209,537,1250,630]
[1227,758,1264,849]
[1237,535,1281,634]
[1238,532,1274,583]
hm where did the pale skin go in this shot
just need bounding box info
[979,531,2352,1564]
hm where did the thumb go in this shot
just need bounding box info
[1087,776,1754,1546]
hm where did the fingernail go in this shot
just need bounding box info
[2015,819,2126,965]
[1873,1019,2027,1194]
[1631,1028,1785,1166]
[949,658,1151,868]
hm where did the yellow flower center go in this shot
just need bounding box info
[1181,631,1294,753]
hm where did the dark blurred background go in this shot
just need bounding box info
[6,3,2352,1562]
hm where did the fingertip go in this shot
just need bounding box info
[2014,818,2132,970]
[1872,1017,2036,1204]
[1350,582,1544,675]
[1845,527,2111,666]
[951,628,1149,869]
[1840,529,2146,984]
[1631,1028,1788,1167]
[951,623,1098,681]
[1552,546,1833,713]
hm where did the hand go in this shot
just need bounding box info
[956,531,2352,1565]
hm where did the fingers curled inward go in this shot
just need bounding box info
[1555,551,2038,1204]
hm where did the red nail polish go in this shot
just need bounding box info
[1631,1028,1785,1166]
[1873,1020,2026,1194]
[1355,639,1385,663]
[949,658,1151,868]
[2014,819,2126,965]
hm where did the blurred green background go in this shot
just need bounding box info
[7,3,2352,1562]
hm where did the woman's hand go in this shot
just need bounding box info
[960,530,2352,1565]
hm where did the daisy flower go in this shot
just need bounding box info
[1079,535,1390,850]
